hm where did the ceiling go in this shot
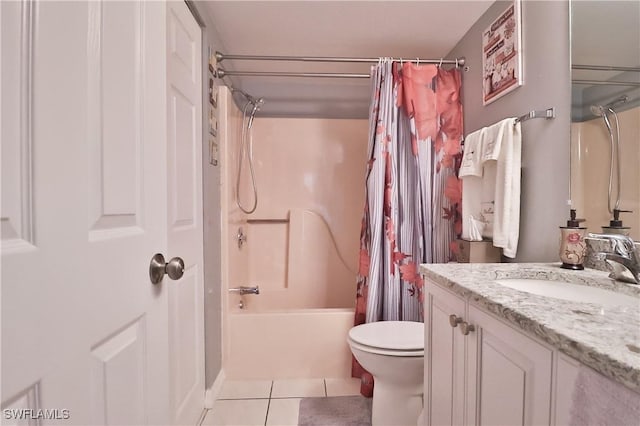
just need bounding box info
[201,1,494,118]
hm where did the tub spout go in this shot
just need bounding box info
[228,286,260,295]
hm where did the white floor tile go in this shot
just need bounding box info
[219,380,273,399]
[201,399,268,426]
[265,398,301,426]
[325,377,362,397]
[271,378,326,398]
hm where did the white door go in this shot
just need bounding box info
[1,1,204,424]
[165,1,205,425]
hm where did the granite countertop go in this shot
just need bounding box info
[419,262,640,392]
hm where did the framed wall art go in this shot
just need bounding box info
[482,0,523,105]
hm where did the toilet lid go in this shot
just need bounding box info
[349,321,424,351]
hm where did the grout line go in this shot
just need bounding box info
[217,397,272,400]
[263,381,274,426]
[323,379,328,397]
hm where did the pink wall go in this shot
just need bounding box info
[239,117,369,311]
[223,115,368,312]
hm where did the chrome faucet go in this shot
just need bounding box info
[589,233,640,284]
[228,286,260,295]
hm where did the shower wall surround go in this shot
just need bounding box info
[240,117,368,311]
[571,107,640,240]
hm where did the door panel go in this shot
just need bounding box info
[90,319,146,425]
[2,2,170,425]
[468,305,553,426]
[426,284,467,426]
[87,1,143,235]
[166,2,204,424]
[1,0,34,249]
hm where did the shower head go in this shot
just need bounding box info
[590,95,629,117]
[590,104,606,117]
[247,98,265,129]
[591,104,614,134]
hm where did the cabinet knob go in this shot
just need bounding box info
[460,322,475,336]
[449,314,463,328]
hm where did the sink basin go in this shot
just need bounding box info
[495,278,640,308]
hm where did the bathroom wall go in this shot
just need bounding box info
[448,1,572,261]
[192,0,226,389]
[237,118,369,311]
[571,107,640,240]
[218,87,251,370]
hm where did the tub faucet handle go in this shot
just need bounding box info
[229,286,260,295]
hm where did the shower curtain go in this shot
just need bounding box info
[353,59,463,395]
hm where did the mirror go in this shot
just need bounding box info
[570,0,640,241]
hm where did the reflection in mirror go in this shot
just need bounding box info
[570,0,640,241]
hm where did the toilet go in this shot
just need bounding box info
[348,320,424,426]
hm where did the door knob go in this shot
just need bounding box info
[149,253,185,284]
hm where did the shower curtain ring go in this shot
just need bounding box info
[416,57,420,66]
[456,58,459,68]
[438,58,443,68]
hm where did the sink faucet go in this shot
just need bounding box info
[589,233,640,284]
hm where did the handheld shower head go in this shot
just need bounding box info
[590,104,613,133]
[247,98,264,129]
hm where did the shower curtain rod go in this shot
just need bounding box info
[573,79,640,87]
[216,69,370,79]
[215,51,466,67]
[572,64,640,73]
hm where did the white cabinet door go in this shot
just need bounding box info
[166,2,205,424]
[1,1,170,424]
[467,305,553,426]
[425,284,467,426]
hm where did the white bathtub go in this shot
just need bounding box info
[223,308,355,379]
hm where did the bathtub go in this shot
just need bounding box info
[224,308,355,379]
[218,105,366,380]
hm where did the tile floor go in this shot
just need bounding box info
[201,377,361,426]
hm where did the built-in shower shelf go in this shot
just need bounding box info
[246,218,290,224]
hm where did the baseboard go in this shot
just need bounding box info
[204,369,226,409]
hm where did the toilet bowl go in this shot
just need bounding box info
[348,321,424,426]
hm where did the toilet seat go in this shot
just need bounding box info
[348,321,424,356]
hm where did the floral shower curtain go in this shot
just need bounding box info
[353,59,463,395]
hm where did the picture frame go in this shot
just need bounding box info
[209,78,218,108]
[208,46,216,73]
[209,107,218,137]
[209,134,218,166]
[482,0,523,105]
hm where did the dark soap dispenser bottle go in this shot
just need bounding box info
[559,209,587,270]
[602,209,632,236]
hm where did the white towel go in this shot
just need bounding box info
[481,118,521,258]
[460,128,485,240]
[481,118,509,161]
[569,366,640,426]
[459,128,485,177]
[460,119,521,254]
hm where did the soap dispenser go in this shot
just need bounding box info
[602,209,632,236]
[559,209,587,270]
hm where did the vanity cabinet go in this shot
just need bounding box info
[425,281,553,426]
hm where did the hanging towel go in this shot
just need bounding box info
[569,366,640,426]
[460,128,485,240]
[483,118,521,258]
[459,128,485,178]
